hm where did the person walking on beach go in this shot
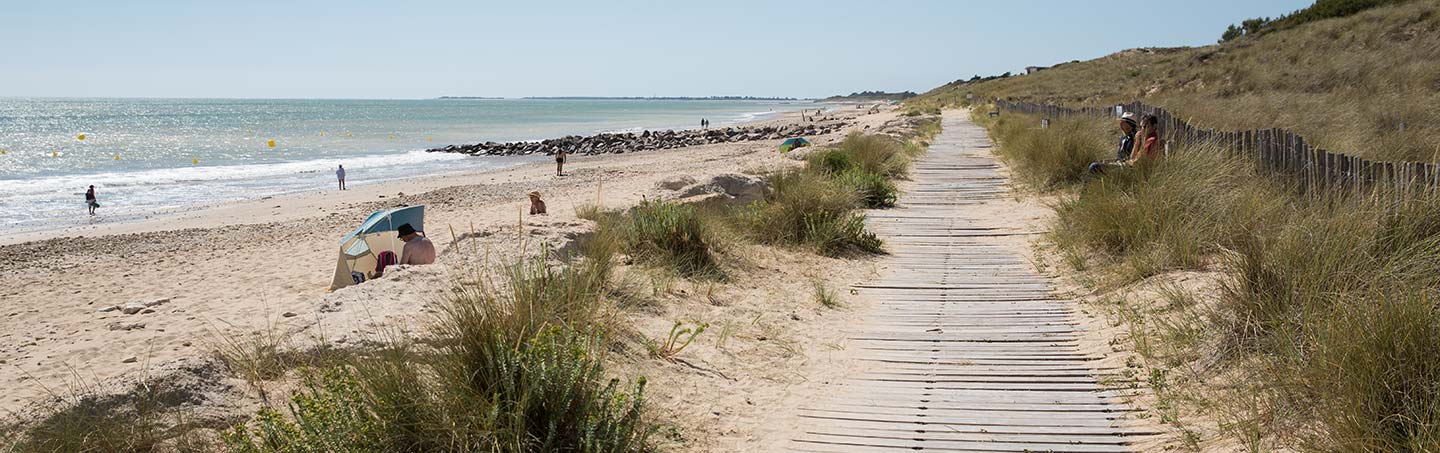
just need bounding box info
[85,185,98,216]
[336,165,347,190]
[555,148,568,177]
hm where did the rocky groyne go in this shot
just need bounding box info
[426,122,850,156]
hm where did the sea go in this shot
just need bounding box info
[0,98,815,233]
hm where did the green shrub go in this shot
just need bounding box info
[830,133,911,179]
[585,200,724,279]
[807,149,856,176]
[738,170,882,256]
[833,168,898,209]
[619,200,722,278]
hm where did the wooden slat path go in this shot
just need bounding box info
[789,113,1149,452]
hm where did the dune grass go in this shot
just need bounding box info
[735,169,882,256]
[919,0,1440,162]
[223,234,655,452]
[980,111,1111,190]
[984,108,1440,450]
[583,199,727,279]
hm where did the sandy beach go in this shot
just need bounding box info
[0,107,902,436]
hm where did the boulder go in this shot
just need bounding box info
[709,173,765,201]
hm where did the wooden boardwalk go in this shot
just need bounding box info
[788,114,1148,452]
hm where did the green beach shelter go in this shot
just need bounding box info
[779,138,811,153]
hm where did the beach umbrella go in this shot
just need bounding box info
[331,205,425,290]
[779,138,811,153]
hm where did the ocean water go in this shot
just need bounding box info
[0,98,813,232]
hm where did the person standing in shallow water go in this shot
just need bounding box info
[85,185,98,216]
[336,165,347,190]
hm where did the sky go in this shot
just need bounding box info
[2,0,1313,99]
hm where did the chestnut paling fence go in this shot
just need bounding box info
[995,99,1440,196]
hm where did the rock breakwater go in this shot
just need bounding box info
[426,122,850,156]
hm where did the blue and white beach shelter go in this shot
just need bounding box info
[330,205,425,289]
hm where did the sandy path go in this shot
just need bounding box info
[0,109,897,414]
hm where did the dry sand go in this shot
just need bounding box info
[0,106,909,444]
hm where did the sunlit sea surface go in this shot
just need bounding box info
[0,98,813,232]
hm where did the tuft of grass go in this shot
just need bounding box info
[4,374,222,453]
[585,199,726,279]
[813,281,842,309]
[622,200,724,278]
[736,170,882,256]
[645,320,708,361]
[833,168,898,209]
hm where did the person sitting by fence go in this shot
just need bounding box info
[1086,112,1139,176]
[1128,114,1162,164]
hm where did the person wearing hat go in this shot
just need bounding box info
[1087,111,1140,176]
[528,191,547,215]
[1114,112,1138,161]
[396,223,436,266]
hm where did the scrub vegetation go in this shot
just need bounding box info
[917,0,1440,162]
[975,104,1440,450]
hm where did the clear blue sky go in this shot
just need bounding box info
[4,0,1312,99]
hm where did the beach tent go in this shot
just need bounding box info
[779,138,811,153]
[330,205,425,290]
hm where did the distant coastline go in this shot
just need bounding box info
[438,96,807,101]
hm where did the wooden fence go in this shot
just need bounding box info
[995,99,1440,196]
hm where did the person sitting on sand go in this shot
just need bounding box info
[1086,112,1138,176]
[85,185,99,216]
[397,223,436,266]
[555,148,568,177]
[528,191,547,215]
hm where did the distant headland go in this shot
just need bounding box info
[822,91,918,102]
[437,96,805,101]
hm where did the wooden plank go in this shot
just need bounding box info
[789,113,1144,450]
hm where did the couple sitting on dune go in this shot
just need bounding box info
[1087,111,1162,176]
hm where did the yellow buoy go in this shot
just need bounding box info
[346,132,352,137]
[1,149,6,155]
[320,131,325,137]
[52,151,58,157]
[193,158,199,165]
[114,153,120,161]
[267,140,276,148]
[77,134,86,141]
[428,137,433,142]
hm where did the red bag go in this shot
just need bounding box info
[375,250,398,275]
